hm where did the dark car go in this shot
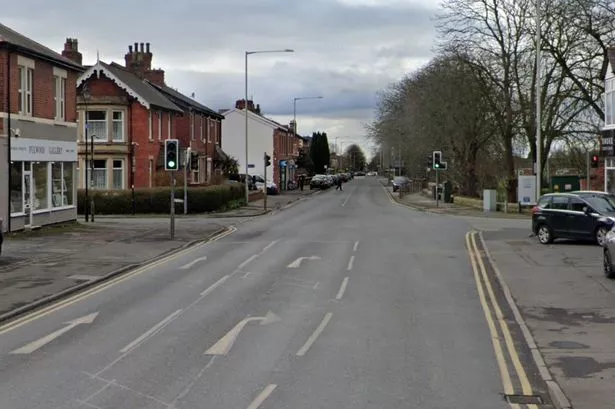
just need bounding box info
[392,176,410,192]
[532,192,615,245]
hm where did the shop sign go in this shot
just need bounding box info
[10,138,77,162]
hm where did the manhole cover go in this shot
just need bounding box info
[505,394,543,404]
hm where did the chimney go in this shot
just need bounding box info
[125,41,153,78]
[235,99,258,112]
[144,68,165,86]
[146,42,150,54]
[61,38,82,65]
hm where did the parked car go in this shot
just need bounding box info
[532,192,615,245]
[392,176,410,192]
[310,174,330,189]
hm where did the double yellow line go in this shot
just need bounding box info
[465,231,538,409]
[0,226,237,336]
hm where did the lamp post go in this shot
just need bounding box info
[293,96,323,140]
[244,48,294,204]
[535,0,542,200]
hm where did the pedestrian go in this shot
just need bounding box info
[299,175,305,191]
[336,177,343,191]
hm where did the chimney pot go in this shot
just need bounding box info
[146,42,150,53]
[134,42,138,52]
[129,45,133,53]
[140,42,144,52]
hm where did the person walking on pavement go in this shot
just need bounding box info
[336,176,343,191]
[299,174,305,191]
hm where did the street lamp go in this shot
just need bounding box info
[244,48,294,204]
[535,0,542,199]
[82,85,90,222]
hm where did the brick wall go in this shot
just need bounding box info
[132,102,159,188]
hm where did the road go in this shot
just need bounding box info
[0,177,550,409]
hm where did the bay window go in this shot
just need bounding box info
[86,160,108,189]
[112,111,124,141]
[113,160,124,189]
[86,111,108,142]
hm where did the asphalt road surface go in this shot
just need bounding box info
[0,177,537,409]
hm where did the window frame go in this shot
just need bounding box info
[112,110,124,142]
[112,159,124,189]
[85,110,108,142]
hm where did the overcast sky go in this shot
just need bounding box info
[4,0,438,159]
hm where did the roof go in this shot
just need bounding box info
[77,61,182,112]
[223,108,290,132]
[0,23,82,71]
[148,82,224,119]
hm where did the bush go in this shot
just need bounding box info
[77,183,245,215]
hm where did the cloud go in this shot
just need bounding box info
[3,0,438,154]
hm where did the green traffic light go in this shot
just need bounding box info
[168,161,175,168]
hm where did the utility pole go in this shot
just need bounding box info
[535,0,542,199]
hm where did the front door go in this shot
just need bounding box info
[23,171,33,228]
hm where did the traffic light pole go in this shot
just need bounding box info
[435,169,440,208]
[184,148,190,215]
[170,171,176,239]
[586,149,590,190]
[263,152,268,211]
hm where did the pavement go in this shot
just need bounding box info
[0,176,557,409]
[482,228,613,409]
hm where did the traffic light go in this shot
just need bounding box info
[591,154,600,168]
[427,155,433,168]
[432,151,442,169]
[190,151,199,171]
[265,153,271,167]
[164,139,179,171]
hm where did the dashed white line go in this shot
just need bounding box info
[353,241,359,252]
[313,281,320,290]
[347,255,355,271]
[296,312,333,356]
[238,255,258,270]
[261,240,279,252]
[120,309,183,354]
[237,240,279,271]
[336,277,349,300]
[200,275,229,296]
[179,256,208,270]
[246,384,277,409]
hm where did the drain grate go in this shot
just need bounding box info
[505,394,544,405]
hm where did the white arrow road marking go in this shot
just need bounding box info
[179,256,207,270]
[287,256,321,268]
[11,312,99,354]
[246,384,277,409]
[296,312,332,356]
[120,309,182,354]
[205,311,281,355]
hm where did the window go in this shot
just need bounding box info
[10,162,23,214]
[158,111,162,140]
[51,162,73,207]
[606,78,615,126]
[18,66,34,116]
[148,111,153,140]
[112,160,124,189]
[570,197,586,212]
[53,75,66,120]
[200,116,204,141]
[33,162,49,210]
[112,111,124,141]
[86,160,107,189]
[551,196,569,210]
[209,120,214,143]
[86,111,108,142]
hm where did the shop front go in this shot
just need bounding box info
[9,137,77,231]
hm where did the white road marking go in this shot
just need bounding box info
[238,255,258,270]
[200,275,229,296]
[336,277,349,300]
[353,241,359,252]
[341,188,354,207]
[179,256,208,270]
[262,240,278,252]
[206,311,281,355]
[246,384,277,409]
[296,312,333,356]
[313,281,320,289]
[119,309,182,354]
[287,256,321,268]
[347,255,355,271]
[11,312,99,354]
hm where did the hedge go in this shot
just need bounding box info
[77,183,246,215]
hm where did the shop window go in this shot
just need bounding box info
[112,111,124,142]
[51,163,74,207]
[113,160,124,189]
[86,111,108,142]
[10,162,23,214]
[33,162,49,210]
